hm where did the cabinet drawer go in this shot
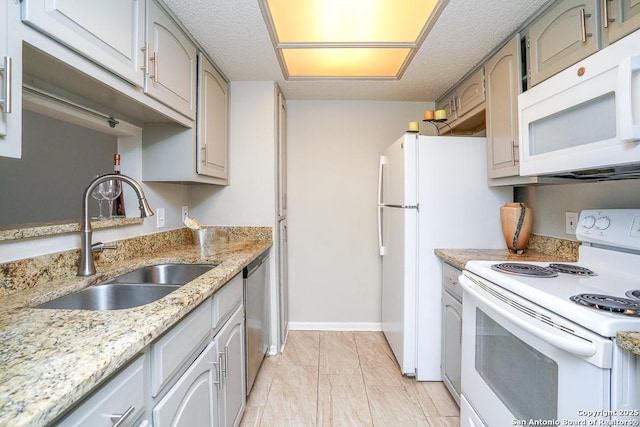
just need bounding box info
[151,299,212,396]
[57,355,146,427]
[442,262,463,301]
[212,273,243,331]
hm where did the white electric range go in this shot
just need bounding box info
[459,209,640,427]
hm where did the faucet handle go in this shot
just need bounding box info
[91,242,117,253]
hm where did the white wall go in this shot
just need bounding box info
[189,81,277,226]
[287,100,433,328]
[516,179,640,239]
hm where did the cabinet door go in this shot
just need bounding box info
[435,92,455,122]
[21,0,145,87]
[455,68,485,118]
[145,0,197,119]
[215,305,245,427]
[0,0,22,158]
[528,0,599,87]
[58,356,147,427]
[604,0,640,44]
[197,53,229,181]
[153,342,219,427]
[441,290,462,405]
[485,35,521,179]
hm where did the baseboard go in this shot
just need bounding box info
[287,321,382,331]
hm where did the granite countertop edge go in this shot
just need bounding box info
[0,232,272,426]
[434,248,640,357]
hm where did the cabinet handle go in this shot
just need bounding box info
[0,56,12,114]
[511,141,519,166]
[579,9,593,43]
[110,405,135,427]
[150,51,159,83]
[141,42,150,74]
[602,0,615,28]
[224,346,230,378]
[212,355,223,388]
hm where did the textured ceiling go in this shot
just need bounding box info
[162,0,551,101]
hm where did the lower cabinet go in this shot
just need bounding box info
[441,262,462,406]
[153,341,219,426]
[55,273,246,427]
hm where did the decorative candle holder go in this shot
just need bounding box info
[422,119,453,136]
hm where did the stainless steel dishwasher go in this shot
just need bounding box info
[243,249,269,395]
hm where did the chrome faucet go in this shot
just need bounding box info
[78,174,154,276]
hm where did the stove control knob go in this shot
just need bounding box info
[595,216,611,230]
[581,215,596,229]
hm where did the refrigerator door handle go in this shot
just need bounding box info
[377,155,386,206]
[378,205,385,256]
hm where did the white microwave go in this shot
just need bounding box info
[518,29,640,179]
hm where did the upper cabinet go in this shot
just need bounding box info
[197,53,229,181]
[603,0,640,45]
[528,0,599,87]
[145,0,197,120]
[21,0,146,87]
[485,35,521,180]
[527,0,640,87]
[0,1,22,159]
[435,67,486,134]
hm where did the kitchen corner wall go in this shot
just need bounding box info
[515,179,640,239]
[287,100,432,329]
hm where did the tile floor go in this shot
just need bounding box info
[240,330,460,427]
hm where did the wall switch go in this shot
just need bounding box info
[181,206,189,223]
[156,208,165,228]
[565,211,578,234]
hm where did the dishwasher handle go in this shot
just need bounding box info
[244,249,269,278]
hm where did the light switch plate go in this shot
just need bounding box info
[565,211,578,234]
[181,206,189,222]
[157,208,165,228]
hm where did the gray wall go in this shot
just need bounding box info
[515,179,640,239]
[0,110,116,225]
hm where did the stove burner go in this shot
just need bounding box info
[570,294,640,316]
[625,290,640,301]
[548,263,596,276]
[491,263,558,277]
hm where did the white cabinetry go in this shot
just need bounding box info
[197,53,229,182]
[0,0,22,159]
[214,305,245,427]
[20,0,145,87]
[435,67,485,134]
[485,35,522,180]
[145,0,197,119]
[153,341,219,426]
[152,273,245,427]
[56,356,148,427]
[441,262,462,406]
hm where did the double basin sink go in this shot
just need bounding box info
[37,264,217,311]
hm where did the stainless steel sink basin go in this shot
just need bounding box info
[36,284,181,310]
[107,263,217,285]
[36,263,217,310]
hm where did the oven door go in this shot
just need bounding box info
[460,273,613,426]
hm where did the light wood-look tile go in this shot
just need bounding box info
[317,374,373,427]
[366,385,430,426]
[260,365,319,427]
[279,330,320,366]
[413,382,459,417]
[240,330,461,427]
[319,331,361,375]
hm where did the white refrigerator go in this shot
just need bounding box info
[377,133,511,381]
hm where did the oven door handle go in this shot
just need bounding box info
[460,276,597,358]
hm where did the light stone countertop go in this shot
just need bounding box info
[0,229,272,427]
[435,243,640,357]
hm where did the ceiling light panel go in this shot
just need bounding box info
[260,0,448,79]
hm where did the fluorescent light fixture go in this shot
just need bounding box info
[259,0,448,79]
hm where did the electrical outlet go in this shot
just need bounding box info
[565,211,578,234]
[181,206,189,222]
[156,208,165,228]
